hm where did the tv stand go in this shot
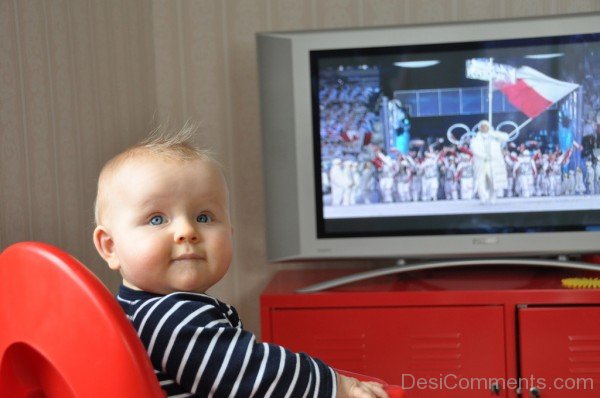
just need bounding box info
[297,257,600,293]
[262,267,600,397]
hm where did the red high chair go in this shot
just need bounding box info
[0,242,404,397]
[0,242,164,397]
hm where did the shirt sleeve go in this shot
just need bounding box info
[129,292,337,398]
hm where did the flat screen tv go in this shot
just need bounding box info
[257,13,600,270]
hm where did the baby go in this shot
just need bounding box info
[93,125,387,398]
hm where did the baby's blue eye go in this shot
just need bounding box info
[197,214,212,223]
[149,215,164,225]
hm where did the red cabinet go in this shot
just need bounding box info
[261,267,600,398]
[271,306,505,397]
[519,307,600,398]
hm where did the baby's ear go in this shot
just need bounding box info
[93,225,120,271]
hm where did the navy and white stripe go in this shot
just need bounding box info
[117,285,336,398]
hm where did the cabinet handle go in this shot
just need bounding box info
[529,387,541,398]
[491,382,501,395]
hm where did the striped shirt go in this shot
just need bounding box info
[117,285,337,398]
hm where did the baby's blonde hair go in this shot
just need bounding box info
[94,122,216,225]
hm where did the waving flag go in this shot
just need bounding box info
[495,66,579,119]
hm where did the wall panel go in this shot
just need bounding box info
[314,0,362,28]
[17,0,60,246]
[68,0,102,265]
[0,0,30,248]
[504,0,558,16]
[455,0,506,20]
[404,0,457,23]
[268,0,313,31]
[0,0,157,291]
[362,0,411,26]
[152,0,184,125]
[220,0,270,310]
[46,0,83,253]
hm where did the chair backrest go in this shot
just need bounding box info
[0,242,164,398]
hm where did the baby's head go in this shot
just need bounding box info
[93,125,233,295]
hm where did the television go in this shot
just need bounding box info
[256,13,600,279]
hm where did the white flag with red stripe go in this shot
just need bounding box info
[494,66,579,119]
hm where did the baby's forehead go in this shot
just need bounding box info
[100,153,225,201]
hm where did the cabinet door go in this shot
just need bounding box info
[270,306,506,398]
[519,306,600,398]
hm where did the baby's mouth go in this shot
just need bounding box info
[172,253,204,263]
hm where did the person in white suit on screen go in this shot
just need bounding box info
[470,120,509,204]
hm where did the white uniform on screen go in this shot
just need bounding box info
[421,151,440,201]
[585,160,595,194]
[469,120,509,204]
[514,151,536,198]
[329,158,345,205]
[456,153,474,200]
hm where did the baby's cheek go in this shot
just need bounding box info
[129,240,168,269]
[205,236,231,273]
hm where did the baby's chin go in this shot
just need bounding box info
[167,272,212,293]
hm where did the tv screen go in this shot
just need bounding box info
[257,13,600,262]
[313,32,600,238]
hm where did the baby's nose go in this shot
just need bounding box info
[174,221,199,243]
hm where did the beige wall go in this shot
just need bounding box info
[1,0,599,337]
[0,0,156,287]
